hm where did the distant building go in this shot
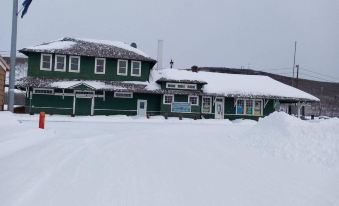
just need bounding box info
[0,55,9,111]
[17,38,319,119]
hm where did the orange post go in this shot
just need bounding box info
[39,112,45,129]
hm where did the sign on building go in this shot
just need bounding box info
[171,102,191,113]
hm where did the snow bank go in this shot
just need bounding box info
[246,112,339,166]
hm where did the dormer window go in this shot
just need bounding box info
[165,83,197,90]
[40,54,52,71]
[131,61,141,77]
[95,58,106,74]
[117,59,128,76]
[55,55,66,72]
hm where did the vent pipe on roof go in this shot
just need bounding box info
[157,40,163,70]
[130,42,137,48]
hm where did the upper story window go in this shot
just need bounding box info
[163,94,174,104]
[118,59,128,76]
[69,56,80,73]
[165,83,197,90]
[40,54,52,71]
[33,88,54,95]
[131,61,141,77]
[95,58,106,74]
[54,55,66,72]
[114,92,133,98]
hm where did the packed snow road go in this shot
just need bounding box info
[0,112,338,206]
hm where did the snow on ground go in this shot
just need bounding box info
[0,112,338,206]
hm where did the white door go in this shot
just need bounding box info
[214,97,224,119]
[137,100,147,116]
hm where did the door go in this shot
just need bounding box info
[73,91,94,116]
[214,97,224,119]
[137,100,147,117]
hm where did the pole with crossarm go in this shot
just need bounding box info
[8,0,18,112]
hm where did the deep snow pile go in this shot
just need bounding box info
[0,112,338,206]
[245,112,339,165]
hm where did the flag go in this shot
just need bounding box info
[21,0,33,18]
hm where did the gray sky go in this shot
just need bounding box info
[1,0,338,81]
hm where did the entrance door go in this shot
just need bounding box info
[214,97,224,119]
[137,100,147,117]
[73,91,94,116]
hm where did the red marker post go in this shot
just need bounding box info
[39,112,45,129]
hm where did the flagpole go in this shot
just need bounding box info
[8,0,18,112]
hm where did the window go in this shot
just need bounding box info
[166,83,176,88]
[246,100,253,115]
[186,84,197,90]
[189,96,199,106]
[177,84,186,89]
[165,83,197,90]
[54,55,66,71]
[202,96,212,113]
[33,88,54,94]
[236,99,244,114]
[236,99,263,116]
[114,92,133,98]
[254,100,262,116]
[40,54,52,71]
[95,58,106,74]
[131,61,141,77]
[117,59,128,76]
[163,94,174,104]
[69,56,80,73]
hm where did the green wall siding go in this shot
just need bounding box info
[27,52,153,81]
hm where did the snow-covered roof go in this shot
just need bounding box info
[149,69,320,101]
[20,37,156,63]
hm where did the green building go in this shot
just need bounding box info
[18,38,319,119]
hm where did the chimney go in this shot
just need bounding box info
[191,65,199,72]
[130,42,137,48]
[157,40,164,70]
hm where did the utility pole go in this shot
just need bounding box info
[296,64,299,88]
[292,41,297,86]
[8,0,18,112]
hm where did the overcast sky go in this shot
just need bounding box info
[1,0,338,81]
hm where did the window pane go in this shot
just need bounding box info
[189,96,198,105]
[56,56,65,70]
[96,59,105,73]
[120,61,127,68]
[132,61,140,69]
[236,100,244,114]
[164,95,173,104]
[254,100,262,116]
[42,55,51,69]
[202,97,211,113]
[246,100,253,115]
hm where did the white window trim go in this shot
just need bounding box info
[131,60,141,77]
[163,94,174,105]
[165,82,197,90]
[114,92,133,98]
[69,56,80,73]
[94,58,106,74]
[235,99,263,116]
[117,59,128,76]
[188,95,199,106]
[201,96,212,113]
[33,88,54,95]
[54,55,66,72]
[40,54,52,71]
